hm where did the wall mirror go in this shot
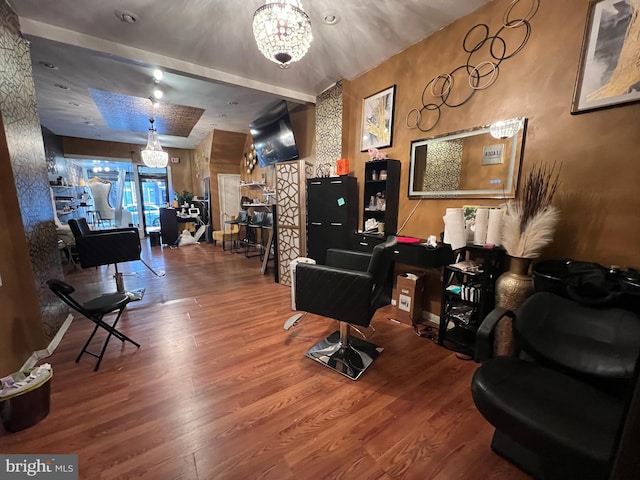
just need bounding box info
[408,118,527,199]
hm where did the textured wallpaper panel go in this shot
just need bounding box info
[315,82,343,171]
[0,2,67,337]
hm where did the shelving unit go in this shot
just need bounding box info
[438,244,505,356]
[362,159,400,236]
[52,185,92,221]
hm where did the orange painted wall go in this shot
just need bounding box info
[343,0,640,269]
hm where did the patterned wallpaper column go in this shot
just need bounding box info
[315,82,343,175]
[0,1,67,337]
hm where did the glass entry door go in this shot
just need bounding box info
[137,166,168,234]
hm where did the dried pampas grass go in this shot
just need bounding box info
[502,163,561,258]
[502,203,560,258]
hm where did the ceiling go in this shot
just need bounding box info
[11,0,489,150]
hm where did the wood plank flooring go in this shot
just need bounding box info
[0,242,530,479]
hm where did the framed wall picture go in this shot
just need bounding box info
[571,0,640,114]
[360,85,396,151]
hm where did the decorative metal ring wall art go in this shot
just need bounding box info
[406,0,539,133]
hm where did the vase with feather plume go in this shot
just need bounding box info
[494,163,561,355]
[494,256,535,355]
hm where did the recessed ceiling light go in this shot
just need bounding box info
[69,102,82,107]
[114,9,138,23]
[54,84,69,90]
[153,88,163,99]
[323,12,341,25]
[227,101,238,105]
[153,69,164,81]
[216,113,227,118]
[39,61,58,70]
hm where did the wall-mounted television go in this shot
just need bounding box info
[250,100,299,168]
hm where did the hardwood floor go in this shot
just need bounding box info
[0,242,529,479]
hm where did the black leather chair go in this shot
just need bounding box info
[293,236,397,380]
[47,279,140,371]
[68,218,145,298]
[471,291,640,480]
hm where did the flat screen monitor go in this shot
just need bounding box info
[250,100,299,168]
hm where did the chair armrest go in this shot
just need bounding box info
[76,231,141,268]
[474,307,514,362]
[326,249,372,271]
[296,263,374,327]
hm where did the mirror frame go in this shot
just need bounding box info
[408,118,527,199]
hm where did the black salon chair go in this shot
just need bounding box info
[471,291,640,480]
[47,279,140,371]
[69,218,143,297]
[292,236,397,380]
[68,218,165,299]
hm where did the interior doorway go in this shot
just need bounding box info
[218,174,241,228]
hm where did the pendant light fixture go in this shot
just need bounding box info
[489,118,523,139]
[140,118,168,168]
[253,0,313,68]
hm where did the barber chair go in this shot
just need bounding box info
[68,218,164,300]
[291,236,397,380]
[471,291,640,480]
[47,279,140,371]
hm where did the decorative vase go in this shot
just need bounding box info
[494,256,535,356]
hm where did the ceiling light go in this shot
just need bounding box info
[153,88,163,99]
[54,84,69,90]
[253,0,313,68]
[227,101,238,105]
[153,69,164,81]
[114,9,138,23]
[69,102,82,107]
[490,118,523,139]
[141,118,168,168]
[39,61,58,69]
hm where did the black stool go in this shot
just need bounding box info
[47,279,140,371]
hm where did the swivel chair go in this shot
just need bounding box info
[68,218,164,299]
[47,279,140,371]
[292,236,397,380]
[471,291,640,480]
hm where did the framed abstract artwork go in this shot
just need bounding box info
[361,85,396,151]
[571,0,640,114]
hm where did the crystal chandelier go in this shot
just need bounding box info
[490,118,523,139]
[141,118,168,168]
[253,0,313,68]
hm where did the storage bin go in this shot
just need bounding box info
[0,366,52,433]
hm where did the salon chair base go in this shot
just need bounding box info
[114,272,145,301]
[305,330,383,381]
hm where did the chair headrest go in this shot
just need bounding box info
[516,291,640,379]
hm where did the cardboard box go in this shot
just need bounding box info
[392,273,425,325]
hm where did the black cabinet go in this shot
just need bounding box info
[438,245,505,356]
[160,208,179,245]
[363,159,400,235]
[307,176,358,264]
